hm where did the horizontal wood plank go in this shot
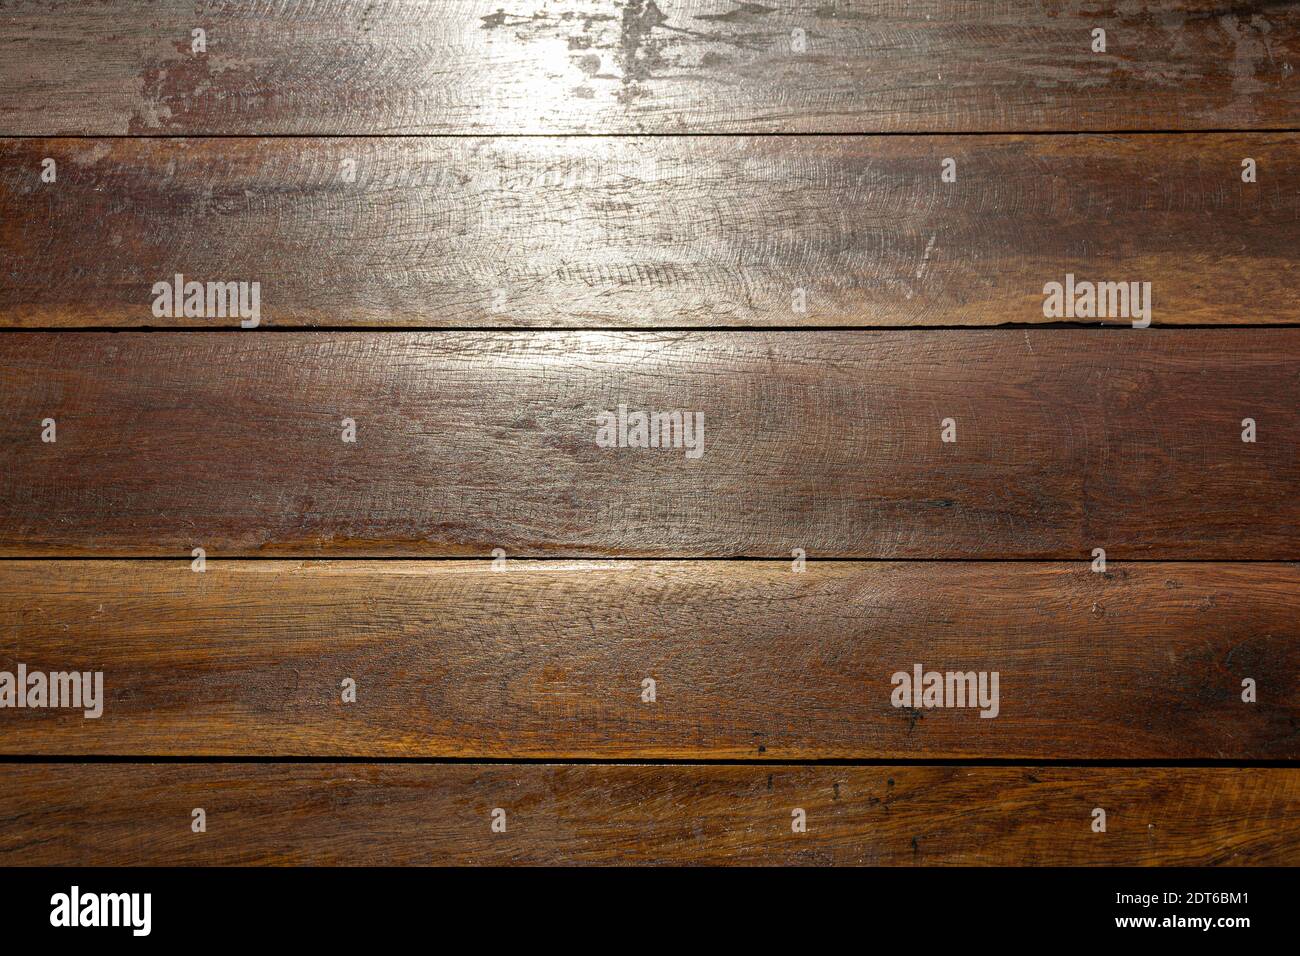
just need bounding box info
[0,764,1294,865]
[0,331,1296,558]
[2,135,1296,328]
[1,1,1296,134]
[0,561,1296,759]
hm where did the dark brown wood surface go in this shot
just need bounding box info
[1,0,1296,874]
[1,1,1297,135]
[0,330,1295,558]
[0,560,1295,759]
[2,134,1296,328]
[0,763,1294,865]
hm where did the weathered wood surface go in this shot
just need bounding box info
[0,561,1295,759]
[0,764,1294,865]
[0,331,1296,558]
[1,1,1297,135]
[1,134,1295,328]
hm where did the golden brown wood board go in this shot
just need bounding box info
[0,330,1296,558]
[0,1,1296,134]
[0,764,1295,866]
[1,135,1295,328]
[0,560,1295,759]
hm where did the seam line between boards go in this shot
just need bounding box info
[0,557,1297,565]
[0,757,1294,768]
[4,325,1300,334]
[3,129,1299,140]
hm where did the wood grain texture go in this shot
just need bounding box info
[1,1,1297,134]
[1,764,1294,865]
[1,330,1296,558]
[3,134,1296,328]
[1,560,1296,759]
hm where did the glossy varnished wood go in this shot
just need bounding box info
[0,560,1295,758]
[1,1,1297,134]
[0,331,1296,558]
[0,764,1294,865]
[3,1,1296,874]
[2,135,1296,328]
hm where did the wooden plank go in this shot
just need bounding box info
[2,134,1296,329]
[0,330,1296,558]
[1,1,1297,135]
[0,560,1295,759]
[0,764,1294,865]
